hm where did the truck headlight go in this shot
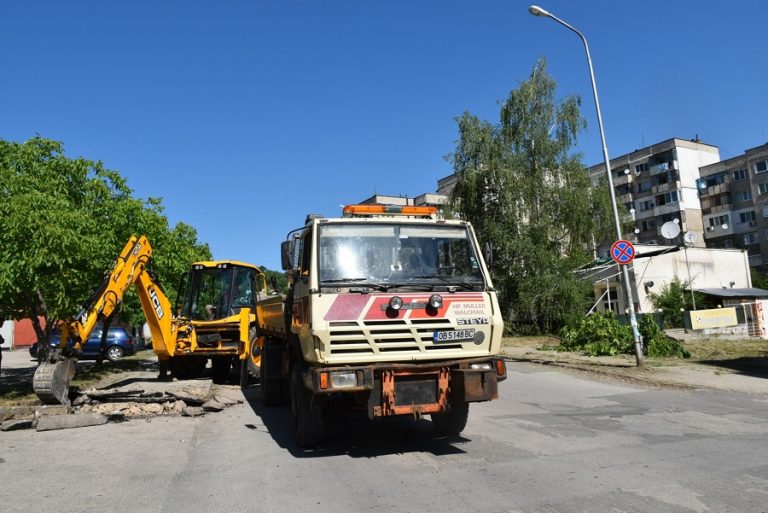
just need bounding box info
[389,296,403,311]
[330,371,358,388]
[428,294,443,309]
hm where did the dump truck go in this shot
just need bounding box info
[255,204,507,447]
[33,235,267,404]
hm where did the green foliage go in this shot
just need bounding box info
[559,312,633,356]
[639,315,690,358]
[647,276,703,328]
[558,312,690,358]
[449,59,614,334]
[751,269,768,290]
[0,136,211,339]
[261,267,288,293]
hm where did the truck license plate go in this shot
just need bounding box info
[433,329,475,342]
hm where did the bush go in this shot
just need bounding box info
[558,312,633,356]
[558,312,690,358]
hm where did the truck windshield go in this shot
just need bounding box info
[317,223,485,290]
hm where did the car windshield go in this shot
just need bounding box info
[317,223,485,290]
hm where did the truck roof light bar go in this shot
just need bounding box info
[342,204,437,218]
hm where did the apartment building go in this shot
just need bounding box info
[587,138,721,250]
[698,142,768,268]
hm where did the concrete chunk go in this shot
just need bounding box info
[181,406,204,417]
[1,419,35,431]
[36,413,108,431]
[202,400,225,412]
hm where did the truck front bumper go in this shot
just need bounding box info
[304,357,507,418]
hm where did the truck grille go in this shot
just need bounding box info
[327,319,464,355]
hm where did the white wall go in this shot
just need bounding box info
[0,320,13,348]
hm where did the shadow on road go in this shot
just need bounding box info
[696,356,768,379]
[240,385,469,459]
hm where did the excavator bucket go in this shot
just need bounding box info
[33,357,77,405]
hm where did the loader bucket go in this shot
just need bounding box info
[33,358,77,405]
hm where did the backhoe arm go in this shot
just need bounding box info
[34,235,174,404]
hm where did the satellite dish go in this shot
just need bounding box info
[684,232,697,245]
[660,221,681,240]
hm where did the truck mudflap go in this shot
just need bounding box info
[305,357,507,419]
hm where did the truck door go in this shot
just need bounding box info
[291,230,313,340]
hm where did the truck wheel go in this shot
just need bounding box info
[169,356,207,380]
[431,400,469,436]
[260,340,282,406]
[291,366,323,448]
[247,333,263,379]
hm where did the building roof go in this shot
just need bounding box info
[694,288,768,298]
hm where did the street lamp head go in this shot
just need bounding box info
[528,5,550,17]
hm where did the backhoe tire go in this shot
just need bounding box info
[431,399,469,437]
[260,340,282,406]
[291,365,323,448]
[169,356,207,380]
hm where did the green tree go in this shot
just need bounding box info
[0,137,210,355]
[648,276,704,328]
[449,59,613,333]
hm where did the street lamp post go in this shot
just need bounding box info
[529,5,644,366]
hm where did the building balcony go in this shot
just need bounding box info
[613,172,632,186]
[704,224,734,239]
[698,182,731,198]
[616,193,633,204]
[652,181,681,195]
[653,203,681,217]
[702,202,733,216]
[749,254,764,267]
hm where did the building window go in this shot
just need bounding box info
[734,168,748,181]
[708,214,729,228]
[635,181,652,193]
[657,190,679,205]
[635,162,650,174]
[641,220,656,232]
[763,206,768,219]
[638,199,654,212]
[739,211,756,223]
[744,232,758,245]
[756,160,768,174]
[737,190,753,201]
[724,239,734,249]
[759,183,768,196]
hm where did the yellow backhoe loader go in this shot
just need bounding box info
[33,235,267,405]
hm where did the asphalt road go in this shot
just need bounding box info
[2,362,767,513]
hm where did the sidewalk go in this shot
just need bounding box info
[503,342,768,396]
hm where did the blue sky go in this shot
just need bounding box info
[3,1,766,270]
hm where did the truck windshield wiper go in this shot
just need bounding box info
[320,278,389,291]
[409,275,483,290]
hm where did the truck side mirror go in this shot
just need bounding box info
[281,240,295,271]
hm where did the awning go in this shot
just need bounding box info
[694,287,768,298]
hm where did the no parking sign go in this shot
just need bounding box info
[610,240,636,265]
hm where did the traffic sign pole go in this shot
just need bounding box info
[610,239,644,367]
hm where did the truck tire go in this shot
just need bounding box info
[239,329,262,389]
[431,399,469,436]
[169,356,207,380]
[291,365,323,448]
[260,340,282,406]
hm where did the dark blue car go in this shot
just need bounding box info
[30,326,136,362]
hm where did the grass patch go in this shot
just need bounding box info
[683,339,768,360]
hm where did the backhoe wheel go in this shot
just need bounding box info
[291,365,323,448]
[247,333,263,379]
[431,399,469,437]
[169,356,207,380]
[260,340,282,406]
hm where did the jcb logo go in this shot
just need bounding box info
[148,285,164,319]
[132,242,142,256]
